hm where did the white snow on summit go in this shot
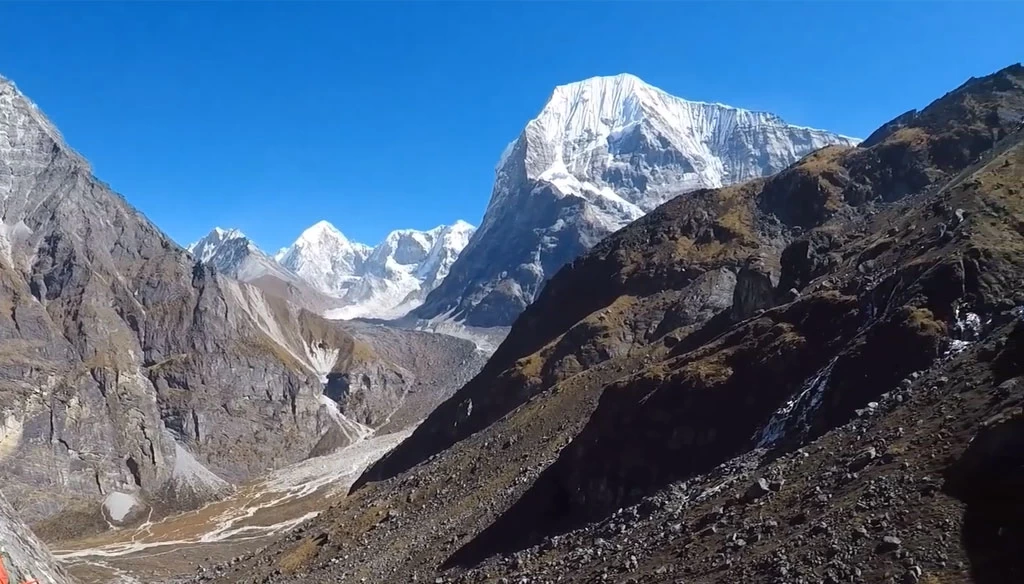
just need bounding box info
[188,227,246,263]
[323,220,476,320]
[187,226,296,283]
[513,72,859,212]
[188,219,476,321]
[276,220,373,297]
[416,73,860,326]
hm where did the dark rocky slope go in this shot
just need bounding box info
[191,63,1024,584]
[358,62,1024,489]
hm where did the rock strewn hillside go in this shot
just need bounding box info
[195,63,1024,584]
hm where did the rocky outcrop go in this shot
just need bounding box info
[945,407,1024,504]
[731,254,780,320]
[0,490,74,584]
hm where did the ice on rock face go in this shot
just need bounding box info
[415,73,859,327]
[755,357,838,448]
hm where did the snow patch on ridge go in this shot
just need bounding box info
[305,342,340,384]
[103,492,141,523]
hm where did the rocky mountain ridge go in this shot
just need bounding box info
[196,63,1024,584]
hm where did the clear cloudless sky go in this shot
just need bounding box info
[1,2,1021,250]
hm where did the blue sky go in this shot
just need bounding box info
[1,2,1020,250]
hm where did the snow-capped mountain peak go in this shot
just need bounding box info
[321,220,477,320]
[275,221,373,295]
[293,220,355,249]
[417,73,860,327]
[221,219,478,321]
[212,226,244,239]
[187,226,249,263]
[520,73,858,202]
[187,226,294,283]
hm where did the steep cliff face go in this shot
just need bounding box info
[198,64,1024,584]
[0,76,416,527]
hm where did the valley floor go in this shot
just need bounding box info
[49,428,414,584]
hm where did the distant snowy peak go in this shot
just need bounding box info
[187,226,294,282]
[292,220,363,252]
[513,72,859,204]
[276,220,373,296]
[365,220,476,278]
[419,220,475,284]
[274,219,476,320]
[188,219,475,320]
[187,227,247,263]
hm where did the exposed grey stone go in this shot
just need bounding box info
[0,76,483,527]
[0,490,74,584]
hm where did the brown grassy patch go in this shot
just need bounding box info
[515,351,546,379]
[885,126,931,147]
[350,339,378,364]
[905,307,946,338]
[679,350,735,389]
[278,537,319,574]
[234,335,305,372]
[797,144,852,171]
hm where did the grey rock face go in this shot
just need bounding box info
[416,73,858,327]
[0,490,74,584]
[337,321,488,434]
[0,76,430,526]
[732,255,780,321]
